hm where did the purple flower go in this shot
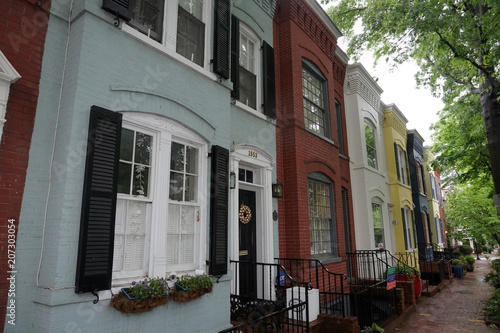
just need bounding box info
[132,281,136,286]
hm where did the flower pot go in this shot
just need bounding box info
[110,289,170,314]
[452,265,464,278]
[397,272,421,299]
[171,283,213,303]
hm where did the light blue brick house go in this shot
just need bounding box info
[8,0,277,331]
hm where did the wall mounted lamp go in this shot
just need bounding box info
[272,183,283,198]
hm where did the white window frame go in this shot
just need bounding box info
[235,22,262,115]
[371,202,384,249]
[364,122,377,169]
[396,145,408,185]
[402,206,414,250]
[122,0,213,76]
[112,113,208,287]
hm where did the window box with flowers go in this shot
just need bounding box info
[171,273,213,303]
[110,277,171,314]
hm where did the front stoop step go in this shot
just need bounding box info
[421,278,450,297]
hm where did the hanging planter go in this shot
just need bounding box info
[170,274,213,303]
[109,277,170,314]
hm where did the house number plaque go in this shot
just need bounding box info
[248,150,258,158]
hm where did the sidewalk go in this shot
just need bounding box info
[392,254,499,332]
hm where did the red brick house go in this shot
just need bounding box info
[0,0,50,329]
[274,0,355,276]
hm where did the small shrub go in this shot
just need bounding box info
[452,258,468,269]
[177,273,213,290]
[459,244,474,256]
[363,323,384,332]
[465,255,476,265]
[486,289,500,320]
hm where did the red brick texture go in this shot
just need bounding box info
[0,0,51,330]
[274,0,355,277]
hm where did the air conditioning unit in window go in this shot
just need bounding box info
[286,287,319,322]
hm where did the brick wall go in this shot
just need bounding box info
[275,0,354,276]
[0,0,50,330]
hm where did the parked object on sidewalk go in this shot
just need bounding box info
[452,265,464,278]
[465,255,476,272]
[395,265,422,299]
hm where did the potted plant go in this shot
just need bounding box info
[361,323,384,332]
[171,273,213,303]
[452,258,466,277]
[395,265,422,299]
[465,255,476,272]
[110,277,170,314]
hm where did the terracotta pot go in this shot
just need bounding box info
[397,272,422,299]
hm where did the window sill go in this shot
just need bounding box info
[122,24,219,83]
[304,128,335,145]
[311,255,342,265]
[234,100,270,122]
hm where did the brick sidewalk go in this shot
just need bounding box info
[393,254,499,332]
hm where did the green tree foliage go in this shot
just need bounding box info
[325,0,500,198]
[430,94,491,186]
[446,180,500,244]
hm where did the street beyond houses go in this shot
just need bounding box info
[392,253,499,332]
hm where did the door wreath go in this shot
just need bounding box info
[239,204,252,224]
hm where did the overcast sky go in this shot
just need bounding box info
[318,2,444,145]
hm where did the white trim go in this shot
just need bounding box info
[0,51,21,142]
[112,113,208,287]
[122,0,216,81]
[238,22,263,113]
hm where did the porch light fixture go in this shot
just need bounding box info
[230,171,236,189]
[272,183,283,198]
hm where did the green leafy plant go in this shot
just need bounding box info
[465,255,476,266]
[127,277,169,299]
[452,258,468,270]
[176,273,213,291]
[485,261,500,289]
[395,265,420,281]
[486,289,500,321]
[459,244,474,256]
[363,323,384,332]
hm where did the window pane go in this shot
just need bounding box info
[171,142,185,172]
[118,162,132,194]
[130,0,164,42]
[185,146,198,174]
[120,128,134,161]
[133,165,149,196]
[177,7,205,66]
[135,132,152,165]
[239,66,257,109]
[308,178,334,255]
[170,172,184,201]
[185,175,197,202]
[179,0,203,20]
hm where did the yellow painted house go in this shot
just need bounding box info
[383,104,417,256]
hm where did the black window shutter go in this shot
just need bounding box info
[75,106,122,293]
[213,0,230,79]
[102,0,132,22]
[230,15,240,99]
[394,143,400,181]
[209,145,229,276]
[262,40,276,119]
[404,150,411,185]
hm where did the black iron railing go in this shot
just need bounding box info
[223,260,312,332]
[346,250,399,327]
[275,257,348,317]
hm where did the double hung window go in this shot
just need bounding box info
[365,123,377,169]
[395,144,409,185]
[372,203,384,248]
[238,24,259,109]
[308,172,337,257]
[416,161,426,194]
[401,206,414,250]
[113,115,206,284]
[128,0,209,67]
[302,60,329,138]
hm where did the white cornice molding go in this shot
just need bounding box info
[345,63,383,111]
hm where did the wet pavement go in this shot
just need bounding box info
[393,254,499,332]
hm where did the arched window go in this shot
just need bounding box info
[372,202,384,248]
[302,59,330,138]
[307,172,337,257]
[364,122,377,169]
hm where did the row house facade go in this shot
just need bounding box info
[344,63,394,253]
[383,104,417,255]
[0,0,50,330]
[275,0,355,276]
[7,0,280,331]
[423,148,447,247]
